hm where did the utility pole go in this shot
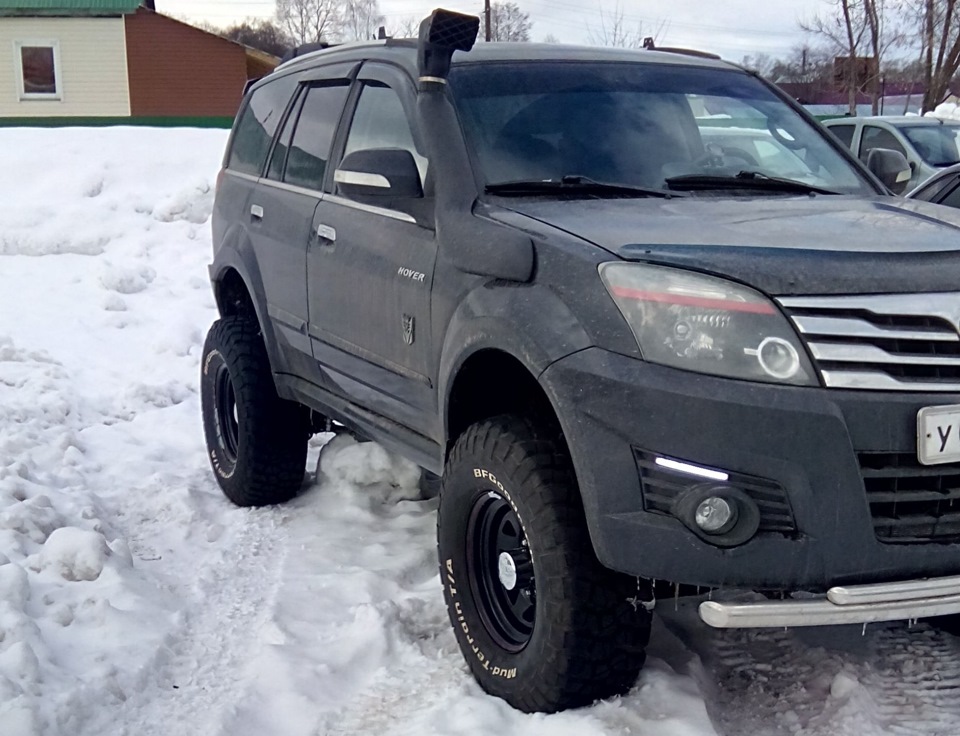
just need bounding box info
[485,0,492,42]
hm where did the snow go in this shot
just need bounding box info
[926,102,960,120]
[3,125,960,736]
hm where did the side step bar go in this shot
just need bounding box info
[700,574,960,628]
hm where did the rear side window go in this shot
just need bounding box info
[828,124,855,149]
[227,75,298,176]
[284,83,350,191]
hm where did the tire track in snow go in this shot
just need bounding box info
[673,608,960,736]
[73,499,289,736]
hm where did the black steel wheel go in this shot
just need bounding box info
[467,492,536,651]
[437,414,652,713]
[214,364,240,464]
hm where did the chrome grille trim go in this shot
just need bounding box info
[778,293,960,392]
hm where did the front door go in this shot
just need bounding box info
[307,63,438,435]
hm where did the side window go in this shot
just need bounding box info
[340,83,428,187]
[911,175,956,203]
[937,182,960,209]
[265,90,303,181]
[228,76,298,177]
[860,125,907,162]
[284,83,350,191]
[828,124,855,149]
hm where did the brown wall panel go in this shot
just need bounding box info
[125,9,248,117]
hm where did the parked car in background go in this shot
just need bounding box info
[823,115,960,190]
[907,162,960,208]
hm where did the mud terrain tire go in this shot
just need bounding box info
[201,316,308,507]
[438,414,652,713]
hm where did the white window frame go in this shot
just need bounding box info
[14,40,63,101]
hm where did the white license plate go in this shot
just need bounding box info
[918,404,960,465]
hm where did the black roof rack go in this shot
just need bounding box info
[642,37,720,60]
[280,41,338,64]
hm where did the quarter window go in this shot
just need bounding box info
[828,124,855,149]
[16,42,60,99]
[341,83,428,187]
[283,82,350,191]
[227,75,298,177]
[859,126,907,162]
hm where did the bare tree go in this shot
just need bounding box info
[801,0,902,114]
[223,19,294,58]
[739,53,776,78]
[387,15,421,39]
[341,0,384,41]
[587,3,664,49]
[276,0,340,45]
[489,2,532,42]
[543,33,561,44]
[909,0,960,111]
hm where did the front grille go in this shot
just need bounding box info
[634,451,797,534]
[778,293,960,392]
[859,452,960,542]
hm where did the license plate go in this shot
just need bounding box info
[918,404,960,465]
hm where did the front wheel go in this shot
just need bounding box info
[200,316,308,507]
[438,415,652,713]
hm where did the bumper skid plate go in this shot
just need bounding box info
[700,574,960,628]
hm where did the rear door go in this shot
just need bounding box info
[249,65,354,376]
[306,62,438,435]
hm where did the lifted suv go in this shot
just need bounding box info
[203,10,960,713]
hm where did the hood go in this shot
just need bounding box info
[494,195,960,295]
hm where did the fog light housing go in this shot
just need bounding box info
[673,484,760,548]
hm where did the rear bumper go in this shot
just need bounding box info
[539,347,960,591]
[700,574,960,628]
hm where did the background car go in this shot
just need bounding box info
[823,115,960,189]
[906,161,960,207]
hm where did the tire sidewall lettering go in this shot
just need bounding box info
[443,555,518,680]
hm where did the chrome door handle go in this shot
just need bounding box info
[316,224,336,242]
[250,204,264,220]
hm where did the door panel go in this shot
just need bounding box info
[307,64,439,435]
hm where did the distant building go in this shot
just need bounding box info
[0,0,278,123]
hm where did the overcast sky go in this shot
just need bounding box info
[155,0,834,61]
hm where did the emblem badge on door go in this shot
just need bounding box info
[402,314,415,346]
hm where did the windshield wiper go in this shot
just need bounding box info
[485,175,679,199]
[663,171,841,195]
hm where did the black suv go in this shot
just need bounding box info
[202,10,960,714]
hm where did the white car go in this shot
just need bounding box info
[823,115,960,189]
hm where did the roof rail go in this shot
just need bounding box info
[280,41,338,64]
[642,37,720,60]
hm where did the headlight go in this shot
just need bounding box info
[600,262,817,386]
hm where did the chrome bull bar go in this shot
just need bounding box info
[700,574,960,628]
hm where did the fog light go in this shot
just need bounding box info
[695,496,737,534]
[672,483,761,548]
[755,336,801,380]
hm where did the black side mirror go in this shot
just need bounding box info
[866,148,912,195]
[334,149,424,199]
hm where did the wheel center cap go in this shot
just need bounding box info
[498,552,518,590]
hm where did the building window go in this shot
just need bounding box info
[15,42,61,100]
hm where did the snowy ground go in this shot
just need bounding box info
[3,127,960,736]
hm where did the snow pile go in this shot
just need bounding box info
[925,102,960,120]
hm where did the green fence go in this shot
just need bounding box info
[0,116,234,128]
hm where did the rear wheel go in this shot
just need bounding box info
[201,316,309,506]
[438,415,652,713]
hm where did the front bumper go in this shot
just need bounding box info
[540,347,960,590]
[700,574,960,628]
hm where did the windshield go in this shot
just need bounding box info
[899,124,960,166]
[449,62,874,196]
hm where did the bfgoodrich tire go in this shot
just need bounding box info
[200,316,308,507]
[438,415,652,713]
